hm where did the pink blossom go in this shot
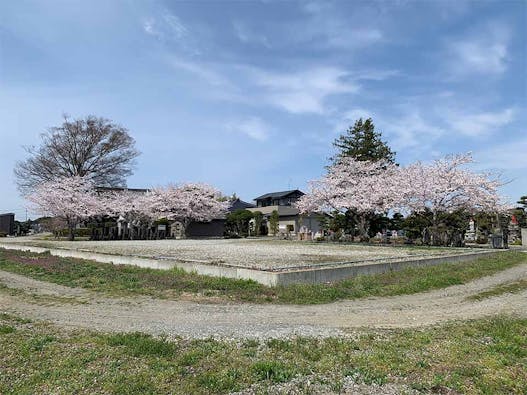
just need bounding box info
[27,176,103,223]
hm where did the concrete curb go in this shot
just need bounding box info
[0,243,503,286]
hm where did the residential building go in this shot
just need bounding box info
[248,190,323,235]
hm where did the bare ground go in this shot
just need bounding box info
[0,263,526,339]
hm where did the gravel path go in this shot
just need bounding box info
[1,264,526,339]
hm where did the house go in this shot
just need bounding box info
[0,213,15,236]
[183,198,256,238]
[247,190,323,236]
[89,186,322,238]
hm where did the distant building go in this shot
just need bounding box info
[248,190,323,236]
[0,213,15,236]
[182,198,256,238]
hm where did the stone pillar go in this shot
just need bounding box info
[522,228,527,247]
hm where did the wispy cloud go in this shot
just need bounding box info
[336,105,445,153]
[248,66,359,114]
[142,12,187,41]
[444,107,515,137]
[445,22,510,76]
[169,58,231,87]
[232,21,271,48]
[386,111,445,152]
[226,117,270,141]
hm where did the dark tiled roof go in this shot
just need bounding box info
[95,186,149,193]
[229,198,256,211]
[253,189,304,200]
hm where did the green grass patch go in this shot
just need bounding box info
[106,332,178,357]
[467,278,527,301]
[0,313,525,394]
[0,325,15,334]
[0,248,525,304]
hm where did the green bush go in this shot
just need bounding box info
[476,236,488,244]
[57,228,92,238]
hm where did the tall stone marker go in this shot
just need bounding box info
[522,228,527,247]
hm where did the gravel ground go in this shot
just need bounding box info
[1,263,525,340]
[231,374,422,395]
[0,236,489,270]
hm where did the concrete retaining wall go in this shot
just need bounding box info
[0,243,501,287]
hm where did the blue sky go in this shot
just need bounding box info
[1,0,526,220]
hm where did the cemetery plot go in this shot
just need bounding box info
[0,237,492,271]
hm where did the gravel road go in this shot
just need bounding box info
[1,263,526,339]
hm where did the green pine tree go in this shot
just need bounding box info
[331,118,396,164]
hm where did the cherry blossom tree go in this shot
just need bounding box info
[26,176,103,240]
[398,153,508,245]
[297,153,508,244]
[296,158,402,239]
[148,183,228,237]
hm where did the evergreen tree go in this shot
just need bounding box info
[331,118,396,164]
[269,210,279,236]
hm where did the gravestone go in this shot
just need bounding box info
[170,221,184,239]
[465,218,476,242]
[522,228,527,247]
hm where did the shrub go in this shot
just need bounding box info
[57,228,92,238]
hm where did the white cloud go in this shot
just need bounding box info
[142,18,157,36]
[226,117,270,141]
[444,107,515,137]
[162,13,187,38]
[142,11,188,41]
[170,58,231,87]
[445,22,510,75]
[249,67,359,114]
[387,111,445,151]
[336,106,444,152]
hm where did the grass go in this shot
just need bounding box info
[0,312,525,394]
[467,278,527,301]
[0,248,525,304]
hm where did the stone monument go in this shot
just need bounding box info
[465,218,476,242]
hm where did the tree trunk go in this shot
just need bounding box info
[68,222,75,241]
[357,214,370,242]
[180,219,188,239]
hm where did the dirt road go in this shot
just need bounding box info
[1,263,526,339]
